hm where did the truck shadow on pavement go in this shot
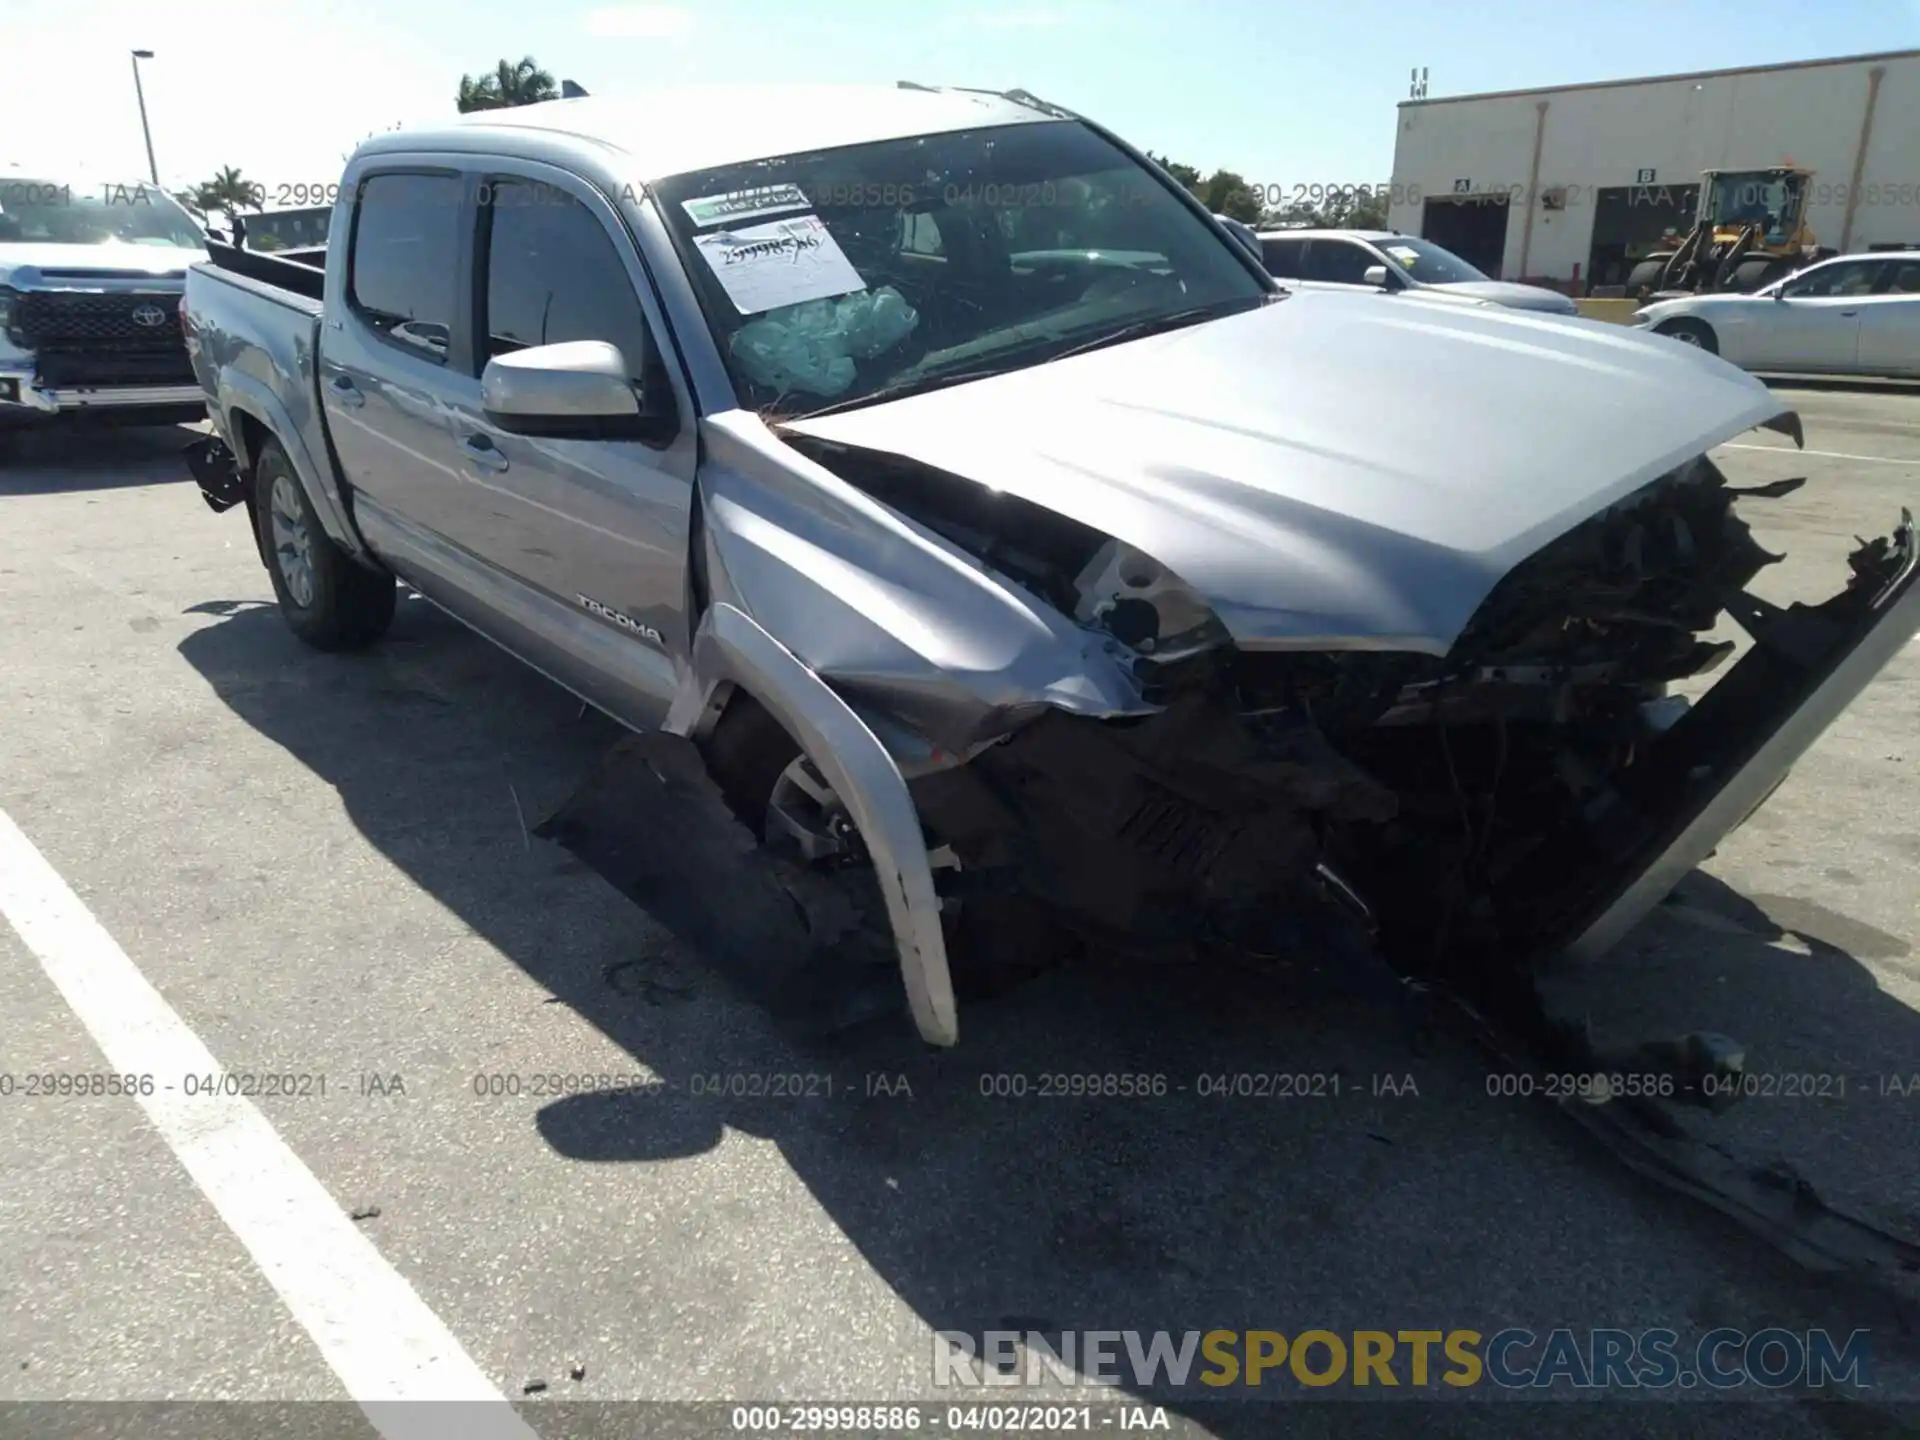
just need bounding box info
[0,422,202,494]
[178,597,1920,1439]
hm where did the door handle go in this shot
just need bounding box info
[461,433,510,474]
[327,374,365,409]
[1839,311,1859,318]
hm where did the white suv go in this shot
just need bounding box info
[1256,229,1578,316]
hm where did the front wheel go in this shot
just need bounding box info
[1728,256,1788,293]
[1626,254,1674,296]
[253,440,396,651]
[1655,318,1718,354]
[701,695,1074,1011]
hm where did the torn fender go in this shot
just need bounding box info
[693,413,1150,757]
[664,601,959,1047]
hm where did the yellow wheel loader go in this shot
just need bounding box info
[1626,167,1831,301]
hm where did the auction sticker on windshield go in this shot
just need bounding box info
[681,183,811,228]
[694,214,867,314]
[1386,246,1420,268]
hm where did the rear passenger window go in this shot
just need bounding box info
[349,173,462,359]
[1260,238,1303,277]
[481,179,655,374]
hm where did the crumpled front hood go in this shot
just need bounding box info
[0,241,198,288]
[783,291,1793,655]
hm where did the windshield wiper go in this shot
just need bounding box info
[1044,297,1265,364]
[785,366,1008,421]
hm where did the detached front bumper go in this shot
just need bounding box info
[1553,507,1920,961]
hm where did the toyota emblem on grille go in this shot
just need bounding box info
[131,303,170,328]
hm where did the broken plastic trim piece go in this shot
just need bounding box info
[184,435,246,513]
[1758,409,1805,449]
[1564,507,1920,963]
[1438,984,1920,1298]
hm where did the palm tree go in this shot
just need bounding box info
[455,56,557,113]
[193,166,262,214]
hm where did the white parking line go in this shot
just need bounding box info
[0,806,536,1440]
[1720,442,1915,465]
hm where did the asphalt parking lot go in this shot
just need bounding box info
[1,382,1918,1439]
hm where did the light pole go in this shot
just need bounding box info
[130,49,158,183]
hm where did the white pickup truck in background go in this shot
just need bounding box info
[0,174,208,446]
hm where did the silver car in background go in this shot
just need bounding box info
[1633,250,1920,375]
[1254,228,1580,315]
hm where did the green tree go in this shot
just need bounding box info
[192,166,262,214]
[1143,151,1201,190]
[1194,169,1263,224]
[456,56,558,113]
[1262,187,1391,231]
[1142,153,1262,224]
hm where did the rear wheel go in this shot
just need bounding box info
[253,440,396,651]
[1655,318,1718,354]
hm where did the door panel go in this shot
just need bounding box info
[319,171,474,535]
[443,170,696,703]
[1856,261,1920,375]
[1744,259,1882,371]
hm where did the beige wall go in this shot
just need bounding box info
[1386,54,1920,279]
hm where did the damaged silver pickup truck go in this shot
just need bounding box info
[181,84,1920,1065]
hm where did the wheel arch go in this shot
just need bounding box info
[663,602,959,1048]
[214,371,370,564]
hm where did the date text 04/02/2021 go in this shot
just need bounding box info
[729,1404,1171,1432]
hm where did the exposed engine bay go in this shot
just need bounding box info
[775,431,1909,1003]
[538,413,1919,1297]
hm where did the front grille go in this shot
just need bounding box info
[34,349,196,387]
[10,290,183,350]
[1117,782,1237,881]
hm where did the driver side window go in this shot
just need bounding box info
[1781,260,1883,299]
[1304,240,1377,285]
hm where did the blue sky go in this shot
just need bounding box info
[3,0,1915,195]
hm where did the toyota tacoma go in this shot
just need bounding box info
[178,84,1919,1056]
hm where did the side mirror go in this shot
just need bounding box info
[1362,264,1390,288]
[480,340,674,441]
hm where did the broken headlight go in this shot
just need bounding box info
[1072,539,1229,660]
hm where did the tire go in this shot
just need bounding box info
[1655,318,1718,354]
[699,694,1073,1008]
[1729,257,1787,293]
[1626,256,1673,295]
[252,440,395,651]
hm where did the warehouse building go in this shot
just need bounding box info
[1384,49,1920,289]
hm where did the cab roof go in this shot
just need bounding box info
[1252,228,1402,242]
[370,85,1059,183]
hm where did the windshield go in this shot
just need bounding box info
[0,178,205,249]
[653,120,1270,414]
[1374,235,1488,285]
[1706,173,1799,237]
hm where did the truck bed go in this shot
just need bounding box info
[183,242,357,553]
[200,238,326,306]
